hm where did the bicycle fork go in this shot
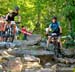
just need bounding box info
[54,42,62,57]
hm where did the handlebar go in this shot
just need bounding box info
[50,33,62,37]
[51,33,58,37]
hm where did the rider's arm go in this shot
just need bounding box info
[48,26,51,32]
[3,21,7,31]
[46,25,51,34]
[5,13,10,20]
[58,22,62,33]
[49,24,52,31]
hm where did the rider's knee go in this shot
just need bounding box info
[48,36,51,39]
[57,37,61,42]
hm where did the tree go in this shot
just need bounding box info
[0,0,75,36]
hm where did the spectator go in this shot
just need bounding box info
[21,26,28,40]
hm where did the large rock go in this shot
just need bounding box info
[2,57,23,72]
[62,49,75,57]
[23,68,73,72]
[22,55,41,69]
[54,57,75,64]
[7,49,54,56]
[51,64,58,72]
[0,42,16,49]
[23,68,53,72]
[0,50,15,65]
[57,68,73,72]
[0,42,6,49]
[13,41,22,47]
[6,42,16,48]
[40,42,54,51]
[27,34,41,45]
[71,64,75,68]
[24,55,40,62]
[51,64,73,72]
[44,62,52,68]
[37,68,53,72]
[21,34,41,46]
[40,42,47,48]
[57,63,70,67]
[23,61,42,69]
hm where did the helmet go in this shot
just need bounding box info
[14,6,19,11]
[52,16,57,20]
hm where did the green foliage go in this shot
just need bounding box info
[0,0,75,35]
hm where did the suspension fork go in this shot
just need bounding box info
[53,38,58,55]
[53,37,62,57]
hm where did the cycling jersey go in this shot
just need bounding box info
[6,12,18,21]
[49,22,60,33]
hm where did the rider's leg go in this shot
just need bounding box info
[10,35,14,42]
[47,36,51,48]
[5,35,8,42]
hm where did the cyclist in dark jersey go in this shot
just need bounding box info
[5,6,21,41]
[46,17,62,48]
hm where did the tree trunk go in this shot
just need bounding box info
[67,15,72,33]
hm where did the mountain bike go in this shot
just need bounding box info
[50,33,62,57]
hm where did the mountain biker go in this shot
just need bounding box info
[46,16,62,48]
[5,6,21,40]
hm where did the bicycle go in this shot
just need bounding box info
[50,33,62,57]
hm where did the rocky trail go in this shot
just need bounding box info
[0,34,75,72]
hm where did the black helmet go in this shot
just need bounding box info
[52,16,57,20]
[15,6,19,11]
